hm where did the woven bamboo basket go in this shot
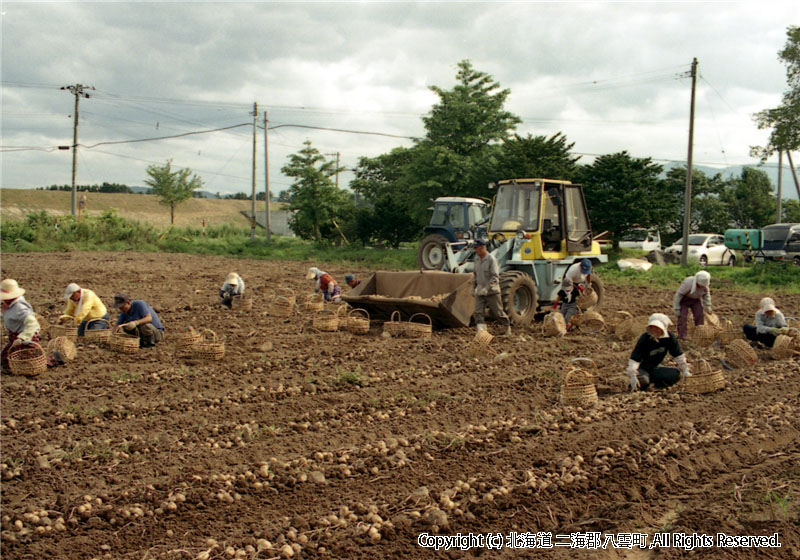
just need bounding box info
[303,293,324,313]
[569,357,598,383]
[346,308,370,335]
[406,313,433,339]
[383,311,408,337]
[467,329,495,358]
[616,316,647,340]
[773,334,800,360]
[705,313,721,329]
[269,295,294,318]
[683,359,725,394]
[578,311,605,334]
[48,336,77,361]
[109,327,140,354]
[577,287,598,310]
[560,368,599,406]
[542,311,566,337]
[8,342,48,377]
[230,295,253,311]
[275,287,296,306]
[34,313,49,336]
[50,322,77,341]
[787,317,800,330]
[693,324,719,348]
[724,339,758,369]
[608,310,632,331]
[718,317,740,346]
[312,309,340,332]
[329,302,349,327]
[174,326,201,356]
[193,329,225,360]
[83,318,111,343]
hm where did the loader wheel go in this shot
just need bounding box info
[417,234,448,270]
[586,275,605,311]
[500,271,538,327]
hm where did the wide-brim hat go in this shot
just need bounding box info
[0,279,25,300]
[226,273,239,286]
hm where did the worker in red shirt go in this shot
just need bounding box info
[305,267,341,302]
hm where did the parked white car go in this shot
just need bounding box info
[619,229,661,252]
[664,233,736,266]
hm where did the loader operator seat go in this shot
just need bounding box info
[542,219,562,252]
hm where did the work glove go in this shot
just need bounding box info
[472,286,478,297]
[706,306,713,315]
[10,339,23,349]
[769,327,781,336]
[577,284,585,293]
[122,321,138,331]
[552,302,559,310]
[478,287,489,297]
[675,354,691,380]
[58,315,72,324]
[673,308,681,319]
[626,359,641,392]
[776,327,789,335]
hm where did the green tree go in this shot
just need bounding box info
[578,152,669,248]
[752,26,800,160]
[662,166,729,237]
[496,132,579,180]
[720,167,776,228]
[281,140,351,242]
[143,160,203,224]
[783,199,800,222]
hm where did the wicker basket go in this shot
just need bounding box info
[406,313,432,339]
[346,308,370,335]
[174,326,201,356]
[48,336,77,361]
[578,311,605,334]
[83,319,112,343]
[230,295,253,311]
[193,329,225,360]
[616,315,646,340]
[50,322,77,341]
[577,287,598,310]
[8,342,48,377]
[683,359,725,394]
[718,317,740,346]
[724,339,758,369]
[705,313,721,329]
[773,334,800,360]
[608,310,632,331]
[275,287,296,306]
[568,357,599,383]
[303,293,324,313]
[34,314,49,336]
[383,311,408,337]
[109,328,140,354]
[312,309,340,332]
[560,368,598,406]
[269,295,294,318]
[693,324,719,348]
[467,329,495,358]
[542,311,566,337]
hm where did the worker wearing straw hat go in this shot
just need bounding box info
[61,283,110,337]
[673,271,712,340]
[473,239,512,336]
[627,315,691,392]
[113,294,164,348]
[1,279,42,372]
[306,267,341,303]
[219,272,245,309]
[743,297,789,348]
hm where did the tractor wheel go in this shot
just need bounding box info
[417,234,448,270]
[587,274,605,311]
[500,271,538,326]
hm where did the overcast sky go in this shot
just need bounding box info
[1,1,798,199]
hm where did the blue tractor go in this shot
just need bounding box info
[417,197,491,270]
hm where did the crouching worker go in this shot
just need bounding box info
[306,267,341,303]
[1,279,44,372]
[219,272,245,309]
[554,258,593,328]
[627,315,691,392]
[113,293,164,348]
[62,283,110,336]
[743,298,788,348]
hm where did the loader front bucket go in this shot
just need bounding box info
[341,271,474,329]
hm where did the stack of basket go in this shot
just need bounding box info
[683,359,725,394]
[542,311,566,337]
[577,286,598,310]
[382,311,408,337]
[724,339,758,369]
[346,308,370,335]
[577,311,605,334]
[560,367,598,406]
[312,309,340,332]
[83,319,112,344]
[8,342,48,377]
[109,328,139,354]
[174,326,202,357]
[193,329,225,361]
[48,336,77,362]
[406,313,432,339]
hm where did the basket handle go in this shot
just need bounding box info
[9,340,45,358]
[569,357,597,371]
[348,308,369,320]
[408,313,431,326]
[274,296,290,305]
[693,357,712,373]
[335,304,349,316]
[390,310,401,323]
[200,328,217,341]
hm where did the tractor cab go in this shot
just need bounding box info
[417,197,490,270]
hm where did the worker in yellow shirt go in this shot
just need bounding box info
[60,283,110,337]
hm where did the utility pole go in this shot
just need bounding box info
[61,84,94,216]
[326,152,341,189]
[250,102,258,240]
[786,151,800,202]
[680,58,698,267]
[777,150,783,223]
[264,111,271,241]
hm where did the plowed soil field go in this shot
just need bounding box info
[2,252,799,559]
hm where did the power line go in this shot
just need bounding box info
[263,123,418,140]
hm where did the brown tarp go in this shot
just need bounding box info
[342,271,474,329]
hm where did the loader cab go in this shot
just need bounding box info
[489,179,594,257]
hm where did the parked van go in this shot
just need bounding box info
[619,229,661,252]
[761,223,800,265]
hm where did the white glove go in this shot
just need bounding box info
[327,283,335,294]
[478,287,489,297]
[673,308,681,318]
[626,359,641,392]
[675,354,691,379]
